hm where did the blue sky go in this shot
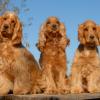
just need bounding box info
[7,0,100,74]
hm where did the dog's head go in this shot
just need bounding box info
[37,17,70,52]
[78,20,99,46]
[45,17,60,34]
[0,11,22,45]
[39,16,69,44]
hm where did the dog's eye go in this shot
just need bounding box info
[93,27,96,31]
[84,28,88,31]
[56,21,60,25]
[11,20,15,23]
[47,22,50,25]
[3,17,7,20]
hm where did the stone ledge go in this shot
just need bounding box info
[0,93,100,100]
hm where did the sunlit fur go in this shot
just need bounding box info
[37,17,70,94]
[70,20,100,93]
[0,11,41,95]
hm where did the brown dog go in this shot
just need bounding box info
[70,20,100,93]
[0,11,41,95]
[37,17,70,94]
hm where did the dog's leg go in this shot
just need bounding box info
[57,70,69,94]
[13,71,31,95]
[71,67,84,93]
[71,75,83,93]
[44,64,57,94]
[88,70,100,93]
[0,73,13,96]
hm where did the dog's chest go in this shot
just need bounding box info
[0,45,15,67]
[78,48,99,66]
[82,48,96,57]
[83,49,90,57]
[81,64,93,77]
[46,37,61,47]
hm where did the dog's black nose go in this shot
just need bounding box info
[52,24,57,29]
[90,35,94,39]
[4,24,9,29]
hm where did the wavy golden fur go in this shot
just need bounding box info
[70,20,100,93]
[0,11,41,95]
[37,17,70,94]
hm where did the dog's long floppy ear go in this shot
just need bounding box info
[0,16,2,26]
[78,24,85,44]
[0,16,3,42]
[12,17,22,46]
[59,23,70,50]
[97,25,100,45]
[36,22,46,52]
[0,16,2,30]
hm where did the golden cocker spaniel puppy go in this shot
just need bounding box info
[70,20,100,93]
[0,11,41,95]
[37,17,70,94]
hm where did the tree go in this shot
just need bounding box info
[0,0,9,15]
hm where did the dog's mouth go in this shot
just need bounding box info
[1,31,13,38]
[86,40,97,47]
[50,27,60,34]
[51,29,59,34]
[52,27,57,31]
[50,32,62,38]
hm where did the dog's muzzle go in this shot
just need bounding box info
[52,24,58,31]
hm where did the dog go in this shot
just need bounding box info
[70,20,100,93]
[0,11,41,95]
[37,17,70,94]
